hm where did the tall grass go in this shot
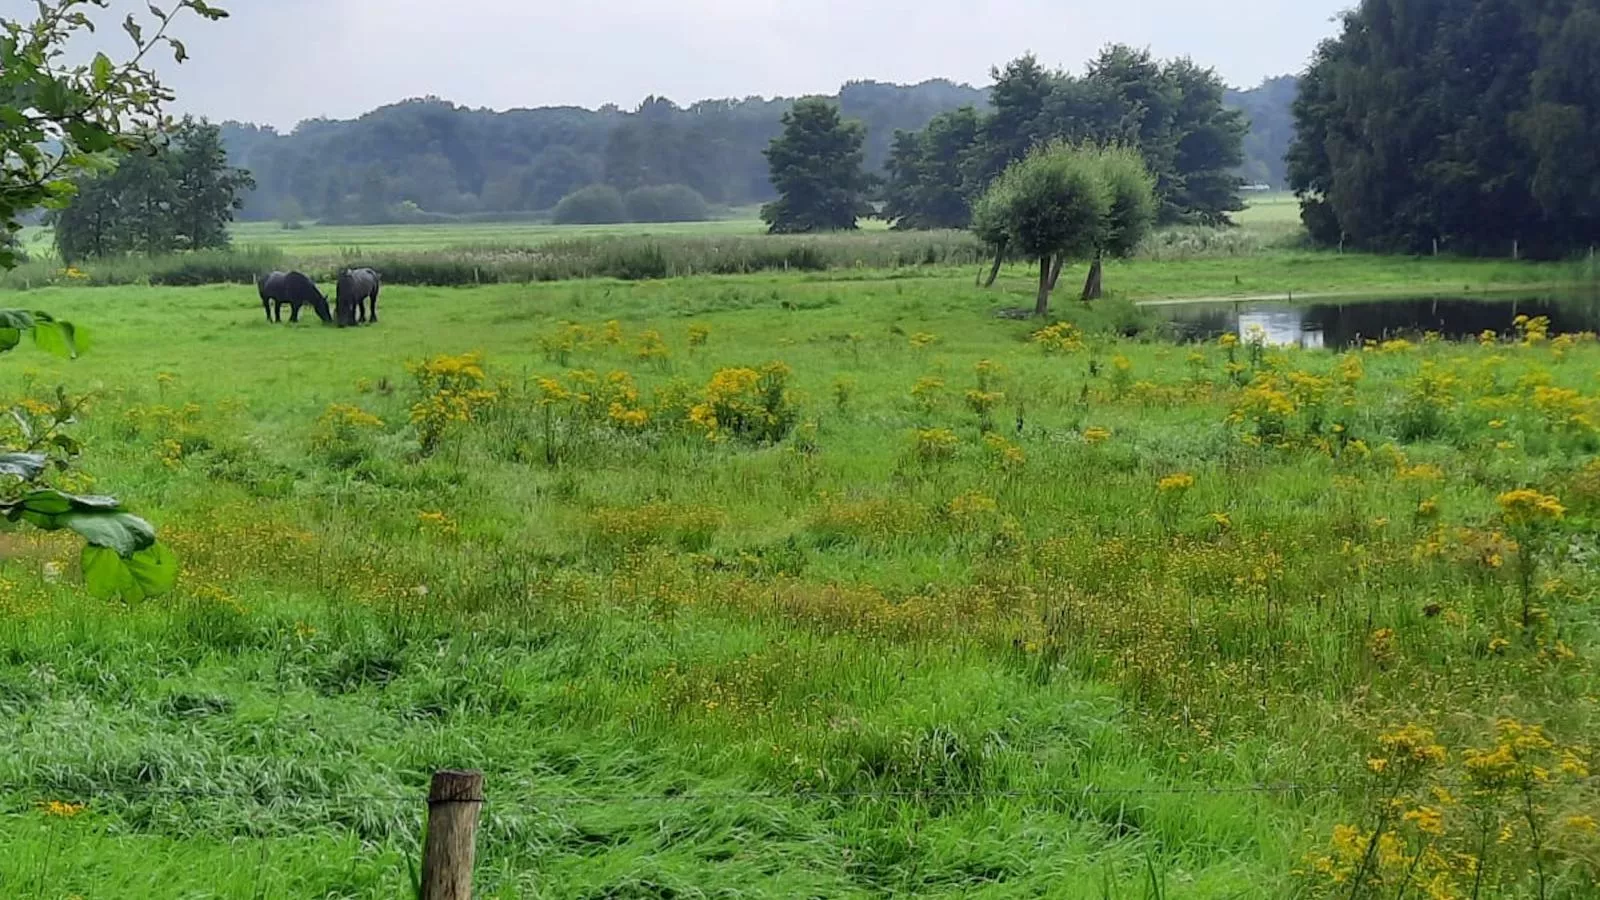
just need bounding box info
[0,232,989,289]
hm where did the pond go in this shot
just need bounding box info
[1157,293,1600,349]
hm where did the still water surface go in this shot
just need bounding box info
[1161,294,1600,348]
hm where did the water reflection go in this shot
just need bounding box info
[1164,293,1600,348]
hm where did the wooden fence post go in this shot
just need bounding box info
[422,770,484,900]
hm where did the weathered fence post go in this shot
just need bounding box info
[421,770,484,900]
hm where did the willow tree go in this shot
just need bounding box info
[1080,145,1158,300]
[973,143,1108,316]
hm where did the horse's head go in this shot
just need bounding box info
[311,292,334,324]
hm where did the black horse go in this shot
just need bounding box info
[335,268,381,327]
[258,271,332,324]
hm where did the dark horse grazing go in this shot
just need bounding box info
[335,268,381,327]
[258,271,332,324]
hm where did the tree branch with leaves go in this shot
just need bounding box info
[1,0,229,265]
[3,0,228,598]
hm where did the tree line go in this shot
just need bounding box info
[221,80,987,225]
[1290,0,1600,257]
[219,73,1294,227]
[755,104,1162,313]
[47,118,252,262]
[879,47,1249,232]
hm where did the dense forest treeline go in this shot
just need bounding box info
[1291,0,1600,258]
[882,48,1260,231]
[222,73,1297,226]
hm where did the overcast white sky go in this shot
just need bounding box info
[9,0,1351,129]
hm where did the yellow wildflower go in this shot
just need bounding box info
[1403,806,1445,836]
[1157,473,1196,494]
[39,800,86,818]
[1497,489,1565,524]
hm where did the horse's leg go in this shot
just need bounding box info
[289,298,301,324]
[368,288,379,324]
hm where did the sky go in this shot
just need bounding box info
[11,0,1352,129]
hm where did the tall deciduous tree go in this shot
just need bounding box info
[51,118,252,261]
[1162,59,1247,225]
[966,55,1054,188]
[761,99,874,233]
[1081,145,1158,300]
[1,0,228,264]
[168,117,254,249]
[975,143,1158,312]
[974,143,1109,317]
[888,49,1247,233]
[1290,0,1600,257]
[883,106,981,230]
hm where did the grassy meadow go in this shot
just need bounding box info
[11,193,1597,299]
[1,252,1599,896]
[227,214,796,255]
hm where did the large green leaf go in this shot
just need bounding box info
[83,542,179,602]
[31,319,79,358]
[63,511,157,556]
[0,310,35,330]
[0,453,46,479]
[0,310,83,357]
[81,545,136,600]
[10,490,158,555]
[16,488,121,519]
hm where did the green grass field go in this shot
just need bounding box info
[1,265,1597,897]
[18,208,882,260]
[228,216,782,255]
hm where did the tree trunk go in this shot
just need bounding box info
[982,242,1006,288]
[1081,252,1104,302]
[1033,255,1054,317]
[1046,255,1066,292]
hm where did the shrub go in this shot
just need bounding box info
[688,362,798,444]
[407,352,500,454]
[552,185,627,225]
[0,231,989,289]
[624,184,710,223]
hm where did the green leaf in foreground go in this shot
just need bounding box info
[82,542,179,602]
[31,319,81,358]
[0,452,48,479]
[13,489,157,555]
[0,310,84,357]
[62,510,158,556]
[16,488,121,520]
